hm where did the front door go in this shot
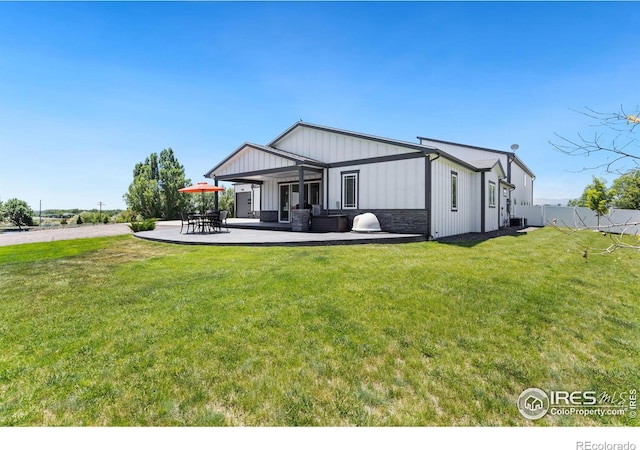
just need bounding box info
[236,192,251,218]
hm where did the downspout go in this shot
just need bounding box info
[531,175,536,205]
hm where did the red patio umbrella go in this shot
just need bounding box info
[179,182,224,213]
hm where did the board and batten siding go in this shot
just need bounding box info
[214,146,296,177]
[420,137,533,202]
[430,158,479,238]
[327,158,425,210]
[276,126,412,164]
[420,139,508,169]
[510,163,534,209]
[261,179,278,211]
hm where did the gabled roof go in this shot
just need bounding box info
[469,158,506,177]
[417,136,536,178]
[270,121,439,154]
[267,121,486,171]
[206,122,534,181]
[204,142,327,178]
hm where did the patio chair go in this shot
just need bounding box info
[204,210,220,233]
[219,210,228,231]
[180,211,197,234]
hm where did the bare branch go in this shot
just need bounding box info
[551,106,640,174]
[548,211,640,256]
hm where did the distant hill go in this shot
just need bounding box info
[533,198,571,207]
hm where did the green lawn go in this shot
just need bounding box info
[0,228,638,426]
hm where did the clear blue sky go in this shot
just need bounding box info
[1,1,639,210]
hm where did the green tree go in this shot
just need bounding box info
[159,148,191,219]
[569,177,603,208]
[2,198,34,230]
[124,148,190,219]
[610,169,640,210]
[218,187,235,217]
[125,163,161,219]
[585,177,611,226]
[567,193,587,207]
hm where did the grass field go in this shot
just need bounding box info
[0,228,638,426]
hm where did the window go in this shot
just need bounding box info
[524,173,527,187]
[342,172,358,209]
[451,171,458,211]
[489,182,496,208]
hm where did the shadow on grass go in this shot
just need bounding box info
[434,227,533,248]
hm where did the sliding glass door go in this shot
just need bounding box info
[279,181,320,222]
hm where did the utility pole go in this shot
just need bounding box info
[97,201,105,223]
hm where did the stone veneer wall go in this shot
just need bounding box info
[327,209,429,235]
[259,211,278,222]
[291,209,311,232]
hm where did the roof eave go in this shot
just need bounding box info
[271,121,439,154]
[418,136,536,178]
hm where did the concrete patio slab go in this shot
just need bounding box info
[135,221,425,246]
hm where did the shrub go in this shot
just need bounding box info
[76,215,83,225]
[128,218,157,232]
[115,210,139,224]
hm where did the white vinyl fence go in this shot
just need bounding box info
[517,205,640,235]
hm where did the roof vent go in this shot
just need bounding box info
[352,212,382,233]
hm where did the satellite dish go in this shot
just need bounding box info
[510,144,519,151]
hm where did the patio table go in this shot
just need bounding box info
[191,212,220,233]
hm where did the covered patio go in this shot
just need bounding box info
[204,142,328,230]
[134,219,424,246]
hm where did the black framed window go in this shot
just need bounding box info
[489,181,496,208]
[451,171,458,211]
[342,171,359,209]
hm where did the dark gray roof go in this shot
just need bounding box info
[417,136,536,178]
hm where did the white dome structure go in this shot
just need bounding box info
[352,212,382,233]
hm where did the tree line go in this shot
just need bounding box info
[2,147,233,230]
[556,106,640,217]
[569,170,640,212]
[123,148,234,220]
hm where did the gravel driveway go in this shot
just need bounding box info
[0,224,133,247]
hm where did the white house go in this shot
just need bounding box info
[205,122,535,238]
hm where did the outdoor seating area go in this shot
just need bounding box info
[180,210,228,234]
